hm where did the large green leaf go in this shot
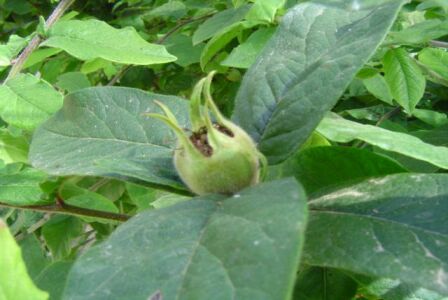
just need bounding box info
[0,219,49,300]
[0,74,63,130]
[383,48,426,113]
[317,113,448,170]
[42,19,176,65]
[63,178,308,300]
[232,0,405,164]
[29,87,190,190]
[304,174,448,295]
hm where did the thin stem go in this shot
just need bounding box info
[107,12,215,86]
[5,0,76,82]
[429,40,448,48]
[0,198,131,222]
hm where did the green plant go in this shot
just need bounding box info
[1,0,448,299]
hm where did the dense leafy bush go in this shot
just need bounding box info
[1,0,448,299]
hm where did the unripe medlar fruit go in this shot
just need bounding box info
[146,72,265,195]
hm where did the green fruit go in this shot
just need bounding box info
[146,72,265,195]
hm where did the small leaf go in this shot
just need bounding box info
[317,113,448,170]
[363,73,393,105]
[192,5,250,45]
[200,22,247,69]
[413,108,448,127]
[164,34,204,67]
[232,0,406,164]
[55,72,91,93]
[293,266,358,300]
[304,173,448,295]
[419,48,448,80]
[221,27,275,69]
[383,48,426,113]
[63,178,308,300]
[0,129,29,164]
[387,19,448,45]
[0,219,49,300]
[65,193,119,224]
[245,0,286,23]
[42,19,176,65]
[354,275,448,300]
[29,87,189,190]
[0,165,47,206]
[0,74,63,130]
[42,215,84,260]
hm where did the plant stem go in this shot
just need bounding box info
[0,197,131,222]
[429,40,448,48]
[107,12,215,86]
[4,0,76,82]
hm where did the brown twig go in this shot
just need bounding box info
[429,40,448,48]
[4,0,76,82]
[0,197,131,222]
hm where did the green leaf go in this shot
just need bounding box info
[55,72,91,93]
[0,129,29,164]
[387,19,448,45]
[221,27,275,69]
[0,35,27,67]
[413,109,448,127]
[0,219,49,300]
[304,173,448,295]
[383,48,426,113]
[192,5,250,45]
[42,19,176,65]
[417,0,448,12]
[23,48,62,69]
[42,215,84,260]
[354,275,448,300]
[419,48,448,80]
[232,0,405,164]
[35,261,74,300]
[20,234,50,279]
[414,124,448,147]
[317,113,448,170]
[63,178,308,300]
[293,267,358,300]
[125,182,157,211]
[200,22,247,69]
[0,74,63,130]
[29,87,189,190]
[144,1,186,19]
[363,73,393,105]
[64,193,119,224]
[246,0,286,23]
[164,34,204,67]
[275,146,407,195]
[0,165,47,206]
